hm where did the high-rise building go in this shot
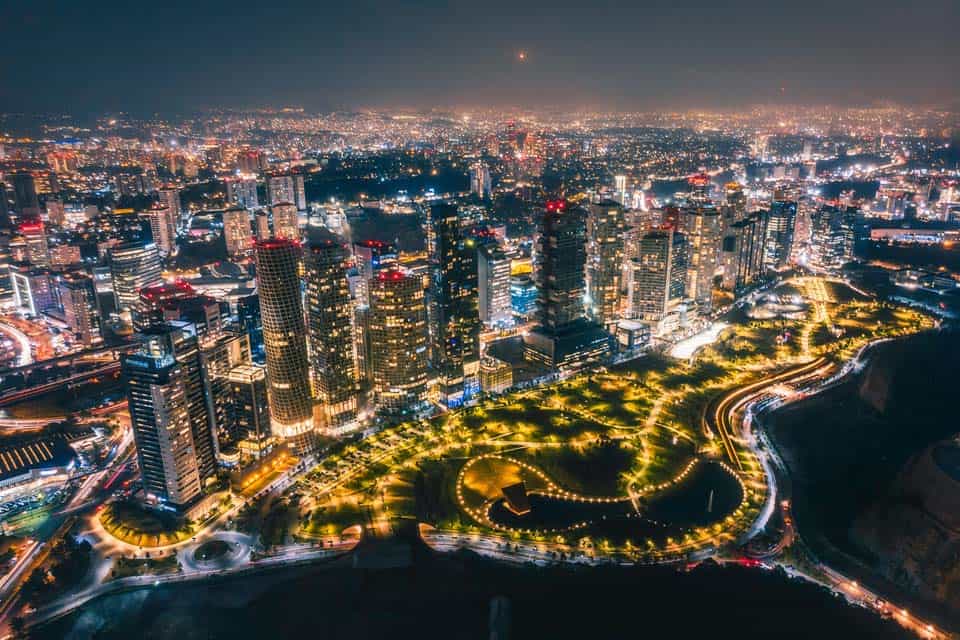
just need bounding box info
[255,239,315,453]
[304,232,359,431]
[267,174,306,210]
[56,270,102,347]
[368,268,428,414]
[426,203,481,407]
[46,199,66,227]
[158,188,182,225]
[18,220,49,266]
[810,205,857,271]
[682,203,722,312]
[524,201,611,370]
[509,275,538,319]
[470,162,492,199]
[142,203,176,256]
[225,176,259,209]
[477,243,512,326]
[11,172,40,217]
[0,182,11,229]
[9,265,57,316]
[122,322,218,508]
[222,207,252,257]
[721,212,767,293]
[586,201,626,325]
[199,332,251,454]
[254,209,271,241]
[235,149,266,174]
[270,202,299,241]
[237,293,264,363]
[225,364,271,452]
[764,200,798,270]
[352,240,398,307]
[109,240,163,312]
[628,227,687,323]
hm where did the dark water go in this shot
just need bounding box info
[36,550,911,640]
[488,461,742,544]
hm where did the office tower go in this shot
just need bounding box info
[628,227,687,323]
[158,188,182,225]
[11,172,40,217]
[270,202,299,240]
[292,174,306,211]
[9,266,57,316]
[225,364,271,453]
[810,205,856,271]
[586,201,626,325]
[0,233,13,303]
[764,200,798,270]
[352,240,398,306]
[254,209,271,241]
[200,332,251,453]
[426,203,481,407]
[225,176,259,209]
[722,182,747,230]
[222,207,252,257]
[18,219,49,266]
[509,275,537,319]
[255,239,315,454]
[142,203,176,255]
[721,212,767,293]
[470,162,492,199]
[524,201,611,370]
[304,232,359,430]
[267,174,305,209]
[682,203,722,312]
[237,293,264,363]
[122,325,204,509]
[109,240,163,312]
[477,243,512,326]
[368,268,428,414]
[56,270,102,347]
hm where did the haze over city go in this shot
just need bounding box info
[1,0,958,113]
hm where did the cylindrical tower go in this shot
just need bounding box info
[255,238,315,453]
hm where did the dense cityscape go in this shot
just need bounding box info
[0,2,958,637]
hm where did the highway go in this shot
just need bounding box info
[0,362,121,407]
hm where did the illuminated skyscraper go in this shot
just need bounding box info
[586,200,626,325]
[304,232,359,431]
[721,212,767,293]
[109,240,163,312]
[225,176,259,209]
[682,203,722,312]
[426,202,480,407]
[122,322,217,509]
[628,227,687,323]
[267,174,306,210]
[56,270,102,347]
[158,187,182,225]
[142,203,176,255]
[270,202,299,240]
[469,162,492,199]
[477,243,512,326]
[18,219,49,266]
[524,201,611,370]
[255,239,315,453]
[222,207,252,257]
[763,199,798,270]
[368,268,428,414]
[352,240,398,307]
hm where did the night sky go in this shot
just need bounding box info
[1,0,957,114]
